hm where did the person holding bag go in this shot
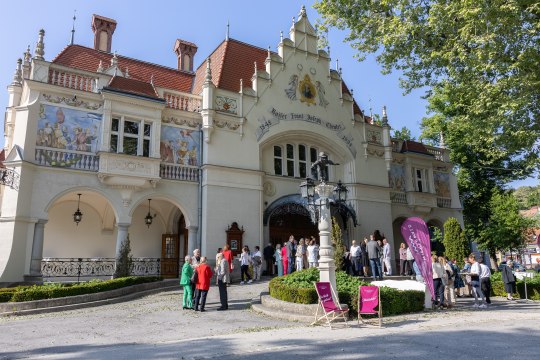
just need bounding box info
[215,252,230,310]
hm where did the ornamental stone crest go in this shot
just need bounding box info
[284,70,329,108]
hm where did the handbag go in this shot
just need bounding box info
[190,269,198,284]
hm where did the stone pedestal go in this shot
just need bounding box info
[316,183,336,292]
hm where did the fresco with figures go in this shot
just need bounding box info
[160,125,200,166]
[389,164,406,192]
[434,172,451,198]
[37,104,102,153]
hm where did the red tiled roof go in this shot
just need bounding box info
[104,76,160,99]
[52,45,194,93]
[193,39,268,94]
[341,81,365,120]
[400,140,432,156]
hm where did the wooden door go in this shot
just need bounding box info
[161,234,179,278]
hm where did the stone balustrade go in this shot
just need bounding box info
[48,66,98,92]
[160,163,199,181]
[35,147,100,171]
[163,92,201,112]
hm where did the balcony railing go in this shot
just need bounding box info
[41,257,161,282]
[390,191,407,204]
[425,146,448,162]
[164,92,201,112]
[160,163,199,181]
[48,68,98,92]
[35,147,100,171]
[437,197,452,208]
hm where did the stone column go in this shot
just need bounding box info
[115,223,130,257]
[316,183,337,292]
[29,219,48,276]
[187,225,198,256]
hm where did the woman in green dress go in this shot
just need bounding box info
[180,255,194,309]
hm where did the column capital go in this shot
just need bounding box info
[116,223,130,230]
[36,219,48,225]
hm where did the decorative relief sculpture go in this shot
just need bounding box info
[367,130,382,144]
[215,96,238,114]
[161,116,199,128]
[284,74,298,100]
[42,93,102,110]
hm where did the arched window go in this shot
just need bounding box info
[299,144,307,178]
[286,144,295,176]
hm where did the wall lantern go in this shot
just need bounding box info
[145,199,156,228]
[73,193,83,225]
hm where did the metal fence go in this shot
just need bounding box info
[41,257,161,282]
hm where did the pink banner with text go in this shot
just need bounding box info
[401,217,434,300]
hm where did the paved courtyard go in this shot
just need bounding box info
[0,279,539,359]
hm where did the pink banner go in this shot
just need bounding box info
[400,217,434,300]
[359,286,379,314]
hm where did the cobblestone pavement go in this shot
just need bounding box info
[0,279,539,359]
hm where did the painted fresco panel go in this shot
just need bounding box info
[160,125,200,166]
[434,172,451,197]
[37,104,102,153]
[389,164,406,191]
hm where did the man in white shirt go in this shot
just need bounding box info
[350,240,362,276]
[479,258,492,304]
[382,238,393,276]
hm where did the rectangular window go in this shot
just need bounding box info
[110,117,151,157]
[415,168,427,192]
[274,146,283,175]
[299,145,307,178]
[286,144,295,177]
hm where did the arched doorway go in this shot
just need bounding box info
[268,202,318,246]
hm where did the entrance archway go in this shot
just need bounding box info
[268,202,318,246]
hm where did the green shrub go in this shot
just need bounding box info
[490,272,540,300]
[269,268,424,316]
[8,276,162,303]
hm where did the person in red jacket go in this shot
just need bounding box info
[222,244,234,283]
[194,256,213,312]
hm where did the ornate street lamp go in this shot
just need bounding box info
[145,199,155,228]
[299,152,348,292]
[73,193,83,225]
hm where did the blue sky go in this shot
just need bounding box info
[1,0,536,188]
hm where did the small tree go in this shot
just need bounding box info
[114,234,133,278]
[331,217,344,271]
[442,218,470,267]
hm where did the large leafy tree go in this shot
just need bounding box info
[479,192,536,264]
[315,0,540,175]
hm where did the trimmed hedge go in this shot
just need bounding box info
[269,268,424,316]
[0,276,162,303]
[491,271,540,300]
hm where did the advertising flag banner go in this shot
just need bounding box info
[401,217,434,300]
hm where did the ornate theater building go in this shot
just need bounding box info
[0,8,462,284]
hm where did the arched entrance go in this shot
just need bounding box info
[268,202,318,246]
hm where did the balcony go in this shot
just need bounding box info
[390,191,407,204]
[160,163,199,182]
[35,147,100,171]
[437,197,452,208]
[48,66,99,93]
[164,92,201,112]
[425,145,450,162]
[97,153,161,188]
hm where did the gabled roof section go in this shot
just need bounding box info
[52,45,194,93]
[400,140,433,156]
[193,39,269,94]
[341,81,366,121]
[104,76,161,100]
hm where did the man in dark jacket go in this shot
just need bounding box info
[367,235,383,280]
[263,243,275,275]
[286,235,296,274]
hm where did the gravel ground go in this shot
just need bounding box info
[0,279,538,360]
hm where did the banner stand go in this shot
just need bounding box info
[424,284,432,309]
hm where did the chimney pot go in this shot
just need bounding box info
[91,14,117,53]
[173,39,198,72]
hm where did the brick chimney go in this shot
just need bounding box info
[91,14,117,52]
[173,39,198,72]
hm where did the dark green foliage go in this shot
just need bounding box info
[5,276,161,303]
[490,272,540,301]
[331,217,344,271]
[114,234,133,279]
[442,218,470,267]
[269,268,424,316]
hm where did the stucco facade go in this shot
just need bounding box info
[0,8,462,284]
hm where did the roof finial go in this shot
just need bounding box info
[11,58,23,86]
[292,16,296,28]
[150,74,154,85]
[70,10,77,45]
[267,46,271,59]
[204,57,212,83]
[240,78,243,92]
[125,67,129,78]
[335,58,339,71]
[299,5,307,18]
[34,29,45,60]
[23,45,32,65]
[327,45,330,56]
[97,60,104,73]
[439,131,446,148]
[254,61,257,76]
[382,105,388,126]
[280,31,284,43]
[369,98,373,119]
[226,20,230,41]
[111,51,118,67]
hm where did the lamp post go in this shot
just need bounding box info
[300,153,347,292]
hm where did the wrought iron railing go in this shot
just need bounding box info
[41,257,161,282]
[0,168,20,190]
[160,163,199,181]
[35,147,100,171]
